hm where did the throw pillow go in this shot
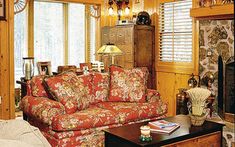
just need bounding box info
[31,75,49,97]
[92,72,110,104]
[108,65,149,102]
[44,71,93,114]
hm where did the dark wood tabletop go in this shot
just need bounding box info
[104,115,224,147]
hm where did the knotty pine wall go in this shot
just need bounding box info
[0,0,15,119]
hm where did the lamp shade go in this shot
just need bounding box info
[97,44,123,55]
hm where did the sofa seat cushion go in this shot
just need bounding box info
[96,102,167,124]
[51,106,119,131]
[44,71,93,114]
[92,72,109,104]
[108,65,149,102]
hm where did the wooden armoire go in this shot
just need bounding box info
[101,25,155,89]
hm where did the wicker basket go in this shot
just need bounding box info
[189,114,206,126]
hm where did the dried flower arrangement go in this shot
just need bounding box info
[187,87,211,116]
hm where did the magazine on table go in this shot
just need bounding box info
[148,120,180,134]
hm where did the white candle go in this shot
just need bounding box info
[140,125,151,137]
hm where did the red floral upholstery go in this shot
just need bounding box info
[31,75,49,97]
[146,89,161,102]
[92,72,109,104]
[20,96,65,125]
[109,65,149,102]
[51,106,119,131]
[44,71,93,114]
[96,101,167,124]
[29,115,166,147]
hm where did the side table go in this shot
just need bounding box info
[16,77,29,120]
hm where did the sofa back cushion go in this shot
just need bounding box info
[44,71,93,114]
[31,75,49,97]
[108,65,149,102]
[92,72,109,104]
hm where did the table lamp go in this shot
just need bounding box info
[97,43,123,65]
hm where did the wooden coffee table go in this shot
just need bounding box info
[104,115,224,147]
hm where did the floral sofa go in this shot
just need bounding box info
[20,65,167,147]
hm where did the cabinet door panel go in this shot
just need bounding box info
[134,28,153,68]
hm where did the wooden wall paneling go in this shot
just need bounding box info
[9,0,15,119]
[0,0,15,119]
[0,27,2,118]
[157,72,176,116]
[85,4,91,62]
[28,1,34,57]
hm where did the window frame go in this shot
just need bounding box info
[156,0,197,74]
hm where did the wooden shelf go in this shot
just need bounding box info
[190,4,234,19]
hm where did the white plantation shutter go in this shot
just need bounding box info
[159,0,192,62]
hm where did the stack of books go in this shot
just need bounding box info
[148,120,180,134]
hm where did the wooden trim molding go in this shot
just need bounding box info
[190,4,234,19]
[38,0,102,4]
[28,0,34,57]
[85,4,91,62]
[63,3,68,65]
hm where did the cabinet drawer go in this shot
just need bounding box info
[116,28,126,45]
[164,132,221,147]
[109,28,117,44]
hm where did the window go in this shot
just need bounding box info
[159,0,192,62]
[34,2,97,71]
[14,10,28,87]
[68,3,85,66]
[34,2,64,73]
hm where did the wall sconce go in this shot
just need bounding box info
[108,0,130,21]
[188,73,201,88]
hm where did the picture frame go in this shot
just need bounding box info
[37,61,52,76]
[0,0,6,20]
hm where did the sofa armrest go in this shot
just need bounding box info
[20,96,65,125]
[146,89,161,103]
